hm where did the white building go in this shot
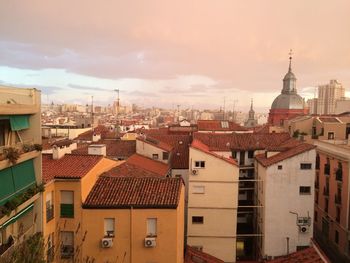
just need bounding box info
[255,143,316,259]
[317,80,345,115]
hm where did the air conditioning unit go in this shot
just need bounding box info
[191,169,199,175]
[101,238,113,248]
[144,237,156,248]
[299,225,309,233]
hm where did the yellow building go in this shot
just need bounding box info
[42,148,118,262]
[82,176,185,263]
[0,86,42,259]
[187,139,239,262]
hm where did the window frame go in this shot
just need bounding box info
[192,216,204,224]
[194,161,205,168]
[60,191,74,218]
[152,154,159,160]
[299,186,311,195]
[300,163,312,170]
[146,218,157,237]
[104,218,115,237]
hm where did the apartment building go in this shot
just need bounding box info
[313,140,350,263]
[0,86,42,259]
[317,80,345,115]
[255,142,316,258]
[82,176,185,263]
[42,147,118,262]
[187,139,239,262]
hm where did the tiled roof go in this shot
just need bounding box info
[137,136,173,152]
[193,132,291,151]
[72,139,136,158]
[266,246,325,263]
[105,154,170,177]
[83,176,182,208]
[256,143,316,167]
[74,125,118,141]
[197,120,247,132]
[149,134,192,169]
[51,139,74,147]
[191,139,237,165]
[185,246,224,263]
[42,153,103,183]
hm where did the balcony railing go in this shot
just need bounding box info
[61,245,74,259]
[46,205,54,222]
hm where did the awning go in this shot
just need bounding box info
[0,115,30,131]
[0,203,34,229]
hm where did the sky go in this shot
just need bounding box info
[0,0,350,112]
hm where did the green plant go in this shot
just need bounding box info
[3,147,20,164]
[22,144,33,153]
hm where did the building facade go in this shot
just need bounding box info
[0,86,42,259]
[317,80,345,115]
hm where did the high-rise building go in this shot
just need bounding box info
[317,80,345,115]
[0,86,42,259]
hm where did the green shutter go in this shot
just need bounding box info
[60,204,74,218]
[9,115,30,131]
[0,167,16,205]
[12,160,36,192]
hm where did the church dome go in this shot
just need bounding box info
[271,93,304,109]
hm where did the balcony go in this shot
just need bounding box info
[46,205,54,222]
[323,186,329,196]
[61,245,74,259]
[0,87,40,115]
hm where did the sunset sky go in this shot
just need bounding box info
[0,0,349,111]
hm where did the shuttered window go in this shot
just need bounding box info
[60,191,74,218]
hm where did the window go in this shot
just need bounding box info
[194,161,205,168]
[248,151,254,158]
[336,207,340,223]
[46,191,54,222]
[335,230,339,244]
[221,121,229,128]
[325,198,329,213]
[104,218,115,237]
[162,152,169,160]
[147,218,157,236]
[299,186,311,195]
[192,186,205,194]
[60,231,74,259]
[278,165,283,170]
[300,163,312,170]
[60,191,74,218]
[315,211,318,222]
[232,151,237,159]
[192,216,204,224]
[152,154,159,160]
[328,132,334,140]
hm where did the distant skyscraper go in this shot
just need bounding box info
[268,52,308,126]
[316,80,345,115]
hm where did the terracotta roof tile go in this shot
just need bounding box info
[256,143,316,167]
[185,246,224,263]
[74,125,119,141]
[149,134,192,169]
[42,153,103,183]
[191,139,237,165]
[197,120,247,132]
[83,176,182,208]
[137,136,173,152]
[193,132,291,151]
[72,139,136,159]
[266,246,325,263]
[105,154,170,177]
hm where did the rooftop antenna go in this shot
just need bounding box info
[91,96,94,132]
[288,49,293,71]
[223,97,226,120]
[114,89,120,135]
[177,104,180,123]
[232,99,238,122]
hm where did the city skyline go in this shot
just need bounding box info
[1,1,350,111]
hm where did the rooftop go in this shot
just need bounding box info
[137,135,173,152]
[104,154,170,177]
[197,120,247,132]
[266,246,327,263]
[42,153,102,183]
[185,246,224,263]
[83,176,182,209]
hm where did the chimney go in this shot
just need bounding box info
[88,144,106,156]
[92,133,101,142]
[52,146,65,160]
